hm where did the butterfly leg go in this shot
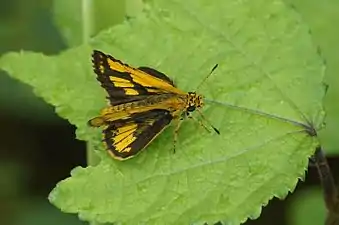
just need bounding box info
[187,114,211,133]
[196,109,220,134]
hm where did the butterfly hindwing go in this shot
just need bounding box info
[92,50,184,105]
[103,109,173,159]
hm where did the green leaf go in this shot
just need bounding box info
[53,0,126,46]
[125,0,144,18]
[0,0,325,224]
[283,0,339,155]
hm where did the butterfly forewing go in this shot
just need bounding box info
[92,50,183,105]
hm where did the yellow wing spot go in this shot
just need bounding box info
[130,75,165,88]
[124,88,139,95]
[99,65,105,73]
[117,124,137,133]
[109,77,134,87]
[109,77,128,83]
[114,133,136,152]
[116,83,134,87]
[121,147,132,153]
[146,88,159,93]
[107,59,128,72]
[114,128,135,143]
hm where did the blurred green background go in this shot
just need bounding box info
[0,1,338,225]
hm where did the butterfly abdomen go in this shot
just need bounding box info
[108,94,184,112]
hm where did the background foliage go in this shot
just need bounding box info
[0,0,338,225]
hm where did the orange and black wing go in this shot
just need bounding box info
[103,109,173,160]
[92,50,185,105]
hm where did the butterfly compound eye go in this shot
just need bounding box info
[187,105,196,112]
[196,95,203,108]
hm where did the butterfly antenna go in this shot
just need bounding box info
[196,64,218,91]
[196,108,220,134]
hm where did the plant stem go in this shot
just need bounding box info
[86,142,100,166]
[82,0,93,44]
[82,1,103,225]
[312,147,339,225]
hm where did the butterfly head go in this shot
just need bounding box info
[186,92,203,112]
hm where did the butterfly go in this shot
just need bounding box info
[88,50,219,160]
